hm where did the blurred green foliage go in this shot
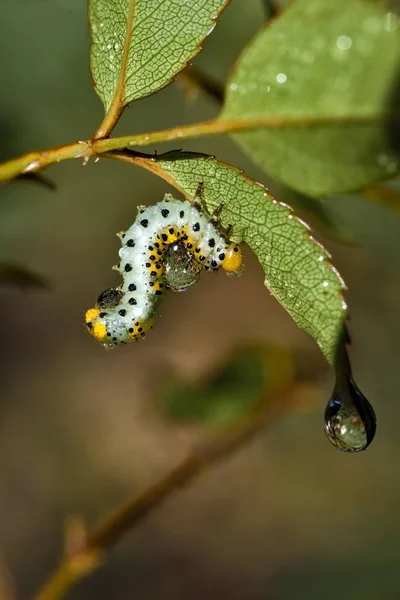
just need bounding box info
[159,344,292,426]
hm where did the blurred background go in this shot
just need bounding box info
[0,1,399,598]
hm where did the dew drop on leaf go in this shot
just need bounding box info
[324,326,377,452]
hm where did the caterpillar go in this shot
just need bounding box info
[85,187,244,348]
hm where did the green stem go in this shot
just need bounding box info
[0,142,90,184]
[0,114,372,184]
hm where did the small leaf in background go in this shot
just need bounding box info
[0,262,47,289]
[159,344,293,426]
[220,0,400,197]
[148,152,347,365]
[89,0,229,112]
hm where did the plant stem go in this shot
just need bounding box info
[0,142,89,184]
[0,114,371,184]
[32,383,302,600]
[91,116,291,153]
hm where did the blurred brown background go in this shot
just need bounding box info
[1,1,399,598]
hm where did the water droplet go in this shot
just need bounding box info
[324,327,376,452]
[96,287,123,310]
[324,380,377,452]
[230,82,238,91]
[163,242,202,292]
[118,247,130,260]
[113,42,120,51]
[336,35,352,51]
[276,73,287,84]
[322,280,329,288]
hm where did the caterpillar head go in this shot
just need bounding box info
[221,243,244,276]
[85,287,155,347]
[85,307,109,343]
[85,287,126,347]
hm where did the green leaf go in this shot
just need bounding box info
[149,151,347,365]
[89,0,229,112]
[276,186,357,246]
[159,344,292,426]
[0,262,48,289]
[220,0,400,197]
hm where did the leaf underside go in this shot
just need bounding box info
[150,152,347,365]
[89,0,229,111]
[220,0,400,197]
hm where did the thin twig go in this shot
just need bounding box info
[0,113,378,184]
[33,382,303,600]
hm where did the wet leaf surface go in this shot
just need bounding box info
[89,0,229,111]
[149,151,347,364]
[220,0,400,196]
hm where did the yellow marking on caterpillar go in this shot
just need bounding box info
[222,244,243,274]
[85,308,100,323]
[92,321,107,342]
[85,307,107,342]
[128,317,155,340]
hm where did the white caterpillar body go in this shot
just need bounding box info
[85,194,243,347]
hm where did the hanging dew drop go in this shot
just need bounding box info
[324,326,377,452]
[324,380,377,452]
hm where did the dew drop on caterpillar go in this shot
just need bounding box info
[163,240,203,292]
[85,191,244,348]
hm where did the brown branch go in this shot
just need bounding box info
[32,381,304,600]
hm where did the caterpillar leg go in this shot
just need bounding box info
[193,182,224,226]
[193,181,204,207]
